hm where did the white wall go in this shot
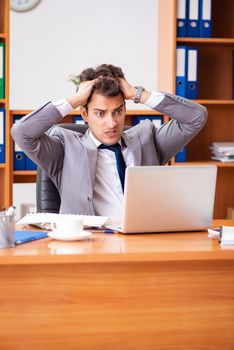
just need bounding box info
[10,0,159,110]
[10,0,159,215]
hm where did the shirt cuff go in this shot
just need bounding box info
[52,99,73,117]
[144,91,165,109]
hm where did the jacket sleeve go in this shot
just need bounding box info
[11,102,65,177]
[152,92,207,164]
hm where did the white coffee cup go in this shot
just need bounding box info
[50,217,84,235]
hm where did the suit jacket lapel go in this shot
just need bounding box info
[122,131,142,166]
[79,131,98,189]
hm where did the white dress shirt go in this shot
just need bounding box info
[52,91,165,220]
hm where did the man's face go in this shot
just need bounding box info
[81,92,126,145]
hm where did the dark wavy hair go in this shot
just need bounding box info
[78,64,125,107]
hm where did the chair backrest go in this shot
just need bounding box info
[36,123,130,213]
[36,123,89,213]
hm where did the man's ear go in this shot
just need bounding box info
[80,106,88,123]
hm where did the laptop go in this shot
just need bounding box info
[107,165,217,234]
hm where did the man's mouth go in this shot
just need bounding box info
[105,130,118,137]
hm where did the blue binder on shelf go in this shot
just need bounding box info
[176,46,187,97]
[0,43,4,99]
[187,0,200,37]
[186,47,198,99]
[25,156,37,170]
[73,116,85,124]
[132,115,163,128]
[177,0,187,37]
[175,146,187,162]
[13,116,26,170]
[199,0,212,38]
[0,108,5,163]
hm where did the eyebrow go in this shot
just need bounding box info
[93,104,125,113]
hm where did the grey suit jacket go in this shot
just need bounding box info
[11,92,207,215]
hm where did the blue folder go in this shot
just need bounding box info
[13,116,26,170]
[175,146,187,162]
[187,0,200,37]
[14,230,48,245]
[199,0,212,38]
[177,0,188,37]
[186,47,198,99]
[73,116,85,124]
[132,115,163,128]
[176,46,187,97]
[0,108,5,163]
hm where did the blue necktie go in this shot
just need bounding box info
[99,143,126,192]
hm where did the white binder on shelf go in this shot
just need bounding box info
[176,46,187,97]
[187,0,200,37]
[186,47,198,99]
[199,0,212,37]
[0,108,5,163]
[177,0,187,37]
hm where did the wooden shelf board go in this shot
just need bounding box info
[0,99,6,103]
[174,161,234,167]
[194,100,234,105]
[177,38,234,45]
[0,164,6,169]
[0,33,6,39]
[13,171,37,176]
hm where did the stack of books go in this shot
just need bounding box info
[210,142,234,162]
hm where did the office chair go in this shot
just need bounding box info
[36,123,89,213]
[36,123,130,213]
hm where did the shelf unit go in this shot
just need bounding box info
[158,0,234,218]
[0,0,10,210]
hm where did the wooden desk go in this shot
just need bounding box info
[0,220,234,350]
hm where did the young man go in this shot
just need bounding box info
[11,64,207,220]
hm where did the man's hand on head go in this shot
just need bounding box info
[118,78,137,100]
[66,79,97,109]
[118,78,151,104]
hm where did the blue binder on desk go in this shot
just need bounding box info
[13,116,26,170]
[176,46,187,97]
[199,0,212,38]
[132,115,163,128]
[187,0,200,37]
[177,0,188,37]
[186,47,198,99]
[0,109,5,163]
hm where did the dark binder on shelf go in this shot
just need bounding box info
[175,146,187,162]
[186,47,198,99]
[199,0,212,38]
[187,0,200,37]
[176,46,187,97]
[73,116,85,124]
[0,108,5,163]
[0,42,4,99]
[132,115,163,128]
[13,116,26,170]
[177,0,187,37]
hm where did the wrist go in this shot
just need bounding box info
[66,94,85,109]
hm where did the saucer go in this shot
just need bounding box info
[48,230,92,241]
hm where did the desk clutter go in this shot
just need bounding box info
[208,226,234,246]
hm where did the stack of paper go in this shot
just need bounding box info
[220,226,234,246]
[210,142,234,162]
[17,212,109,229]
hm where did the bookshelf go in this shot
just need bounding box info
[158,0,234,218]
[0,0,10,210]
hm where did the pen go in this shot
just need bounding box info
[92,229,116,234]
